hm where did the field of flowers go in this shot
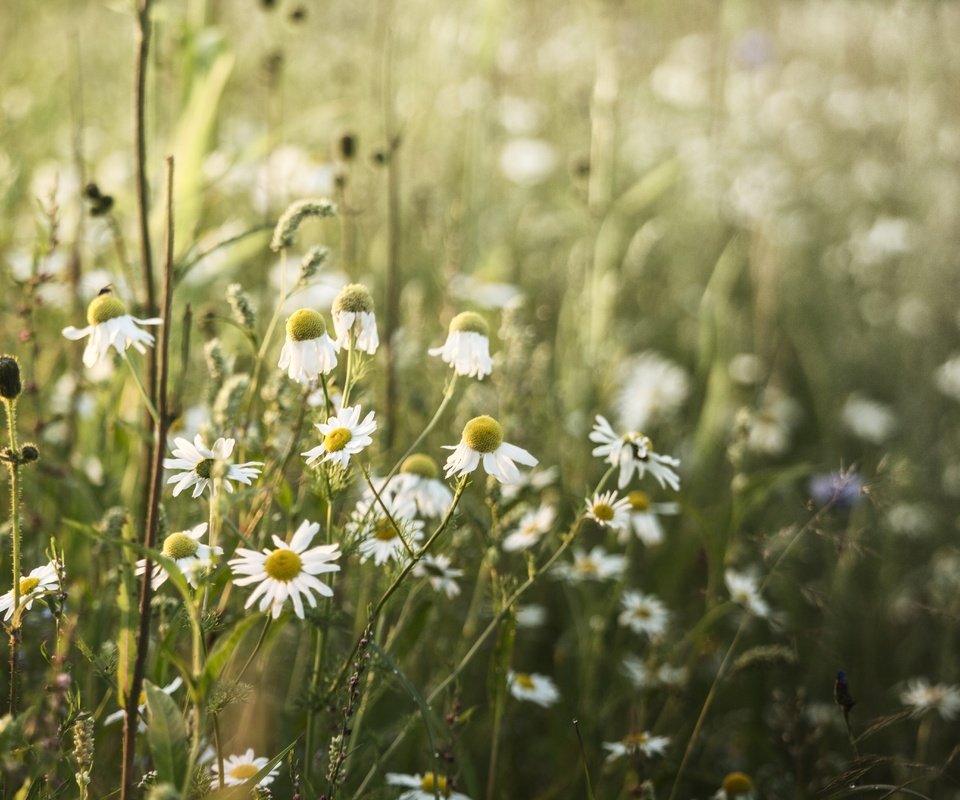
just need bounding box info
[2,1,960,798]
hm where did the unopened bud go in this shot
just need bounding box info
[0,356,22,400]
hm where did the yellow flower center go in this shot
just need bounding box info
[721,771,754,794]
[400,453,440,479]
[324,427,353,452]
[373,518,398,541]
[420,773,450,796]
[592,502,614,521]
[264,549,303,581]
[623,732,649,747]
[228,763,259,780]
[86,295,127,325]
[576,559,598,575]
[633,606,652,619]
[515,673,535,690]
[19,576,40,595]
[628,490,650,511]
[286,308,326,341]
[162,532,200,560]
[195,458,214,479]
[333,283,374,314]
[462,415,503,454]
[449,311,489,336]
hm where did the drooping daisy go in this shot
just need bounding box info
[507,670,560,707]
[391,454,455,517]
[413,554,463,598]
[590,416,680,491]
[351,495,425,566]
[443,415,537,484]
[228,519,340,619]
[621,655,687,689]
[554,546,626,583]
[135,523,221,589]
[0,561,60,621]
[278,308,340,384]
[302,404,377,470]
[212,748,280,787]
[900,678,960,721]
[104,677,182,731]
[603,731,670,762]
[618,591,670,637]
[713,771,756,800]
[622,490,679,546]
[386,772,471,800]
[725,569,770,618]
[429,311,494,380]
[164,435,263,498]
[62,291,163,368]
[332,283,379,354]
[502,504,556,552]
[584,490,631,532]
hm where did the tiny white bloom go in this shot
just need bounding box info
[229,520,340,619]
[391,454,454,517]
[443,415,537,484]
[584,490,631,531]
[603,731,670,762]
[386,772,471,800]
[164,435,263,498]
[62,292,163,368]
[302,404,377,470]
[725,569,770,618]
[900,678,960,721]
[0,562,60,621]
[413,554,463,598]
[429,311,493,379]
[507,670,560,707]
[618,591,670,637]
[104,677,182,731]
[136,524,221,589]
[714,772,756,799]
[842,393,897,444]
[554,546,626,583]
[213,748,280,787]
[743,387,801,456]
[621,655,687,689]
[590,415,680,491]
[332,283,379,354]
[515,603,547,628]
[502,504,556,552]
[622,490,679,546]
[278,308,340,383]
[935,354,960,402]
[615,351,690,432]
[351,494,425,566]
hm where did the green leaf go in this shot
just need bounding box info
[144,680,189,790]
[200,613,265,695]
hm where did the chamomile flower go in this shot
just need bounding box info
[584,490,631,531]
[413,554,463,598]
[714,772,756,799]
[164,435,263,498]
[392,454,454,517]
[429,311,494,379]
[618,591,670,637]
[507,670,560,707]
[900,678,960,720]
[386,772,471,800]
[603,731,670,762]
[332,283,379,354]
[621,655,687,689]
[135,524,221,589]
[554,546,626,583]
[590,416,680,491]
[278,308,340,383]
[302,404,377,470]
[622,490,679,546]
[725,569,770,618]
[103,677,183,731]
[62,291,163,368]
[0,561,60,621]
[443,415,537,484]
[351,495,425,566]
[213,749,280,787]
[228,519,340,619]
[502,504,556,552]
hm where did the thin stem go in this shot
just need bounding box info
[358,463,415,558]
[235,617,272,683]
[341,332,356,407]
[243,248,288,433]
[124,355,159,426]
[4,398,21,717]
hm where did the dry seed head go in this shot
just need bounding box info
[333,283,374,314]
[86,295,127,326]
[286,309,326,341]
[462,415,503,453]
[449,311,489,336]
[270,198,337,252]
[400,453,440,479]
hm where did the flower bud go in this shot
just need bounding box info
[0,356,22,400]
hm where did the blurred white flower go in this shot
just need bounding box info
[603,731,670,762]
[900,678,960,721]
[213,748,280,787]
[842,394,897,444]
[386,772,470,800]
[555,547,626,583]
[725,569,770,618]
[618,591,669,637]
[352,495,425,566]
[104,677,182,731]
[502,504,556,552]
[622,490,679,546]
[744,387,801,456]
[413,555,463,598]
[507,671,559,707]
[332,283,379,354]
[499,138,557,186]
[515,604,547,628]
[615,352,690,432]
[935,355,960,402]
[584,490,631,532]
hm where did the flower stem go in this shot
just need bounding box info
[123,355,159,426]
[4,398,22,716]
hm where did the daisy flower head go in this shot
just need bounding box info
[229,519,340,619]
[352,494,425,566]
[603,731,670,762]
[618,591,670,637]
[302,404,377,470]
[590,416,680,491]
[135,523,221,589]
[615,350,690,432]
[213,748,280,787]
[584,490,631,531]
[332,282,379,354]
[725,569,770,618]
[714,771,756,800]
[502,504,556,552]
[507,670,560,707]
[278,307,340,383]
[62,291,163,368]
[104,677,182,731]
[623,490,679,546]
[443,415,537,484]
[0,561,60,622]
[429,311,493,379]
[555,546,626,583]
[164,435,263,499]
[900,677,960,720]
[621,655,687,689]
[386,772,471,800]
[413,554,463,598]
[393,454,455,517]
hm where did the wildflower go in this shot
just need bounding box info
[589,416,680,491]
[842,394,897,444]
[515,604,547,628]
[229,519,340,619]
[351,495,425,566]
[900,678,960,721]
[615,351,690,432]
[164,435,263,498]
[618,591,670,637]
[413,554,463,598]
[603,731,670,762]
[104,677,182,731]
[302,404,376,470]
[135,524,221,589]
[584,490,631,531]
[935,354,960,401]
[62,292,163,368]
[622,490,679,546]
[725,569,769,618]
[714,772,756,799]
[278,308,339,384]
[502,504,556,552]
[743,387,801,456]
[332,283,379,354]
[554,547,626,583]
[392,454,454,517]
[443,415,537,484]
[0,562,59,621]
[808,470,863,508]
[507,670,560,707]
[213,749,280,787]
[429,311,493,379]
[386,772,470,800]
[621,655,686,689]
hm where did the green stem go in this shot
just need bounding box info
[341,332,356,407]
[4,398,21,717]
[359,463,415,558]
[124,355,159,426]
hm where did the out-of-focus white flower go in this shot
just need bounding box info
[443,415,537,484]
[728,353,765,386]
[413,555,463,598]
[429,311,493,379]
[713,771,756,800]
[507,671,560,707]
[615,351,690,432]
[104,677,182,731]
[386,772,470,800]
[842,394,896,444]
[515,604,547,628]
[499,138,557,186]
[622,655,687,689]
[503,505,556,552]
[332,283,379,354]
[725,569,770,618]
[213,748,280,787]
[900,678,960,720]
[554,547,626,583]
[935,355,960,402]
[351,494,425,566]
[886,503,933,538]
[744,388,801,456]
[590,416,681,491]
[618,591,670,637]
[622,490,679,546]
[603,731,670,762]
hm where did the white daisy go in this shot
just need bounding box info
[443,415,537,484]
[0,561,60,621]
[622,490,679,546]
[351,494,425,566]
[213,748,280,787]
[589,415,680,491]
[621,655,687,689]
[391,454,454,517]
[164,435,263,499]
[618,591,670,637]
[603,731,670,762]
[724,569,770,618]
[62,292,163,368]
[714,772,756,800]
[554,546,626,583]
[507,670,560,707]
[413,554,463,598]
[502,504,556,552]
[900,678,960,721]
[228,519,341,619]
[103,677,182,731]
[302,404,377,470]
[332,283,379,354]
[842,393,897,444]
[386,772,471,800]
[429,311,493,379]
[278,308,340,384]
[584,490,631,531]
[615,351,690,432]
[743,387,801,456]
[135,523,221,589]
